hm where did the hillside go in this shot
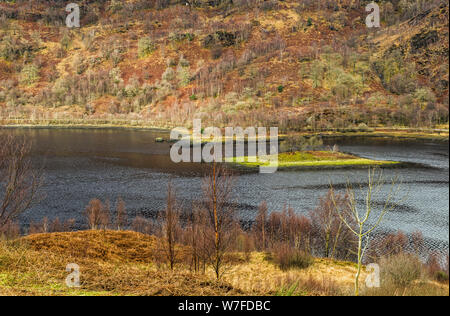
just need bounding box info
[1,230,448,296]
[0,0,448,131]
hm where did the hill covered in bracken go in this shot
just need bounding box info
[0,0,448,131]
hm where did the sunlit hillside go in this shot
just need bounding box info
[0,0,448,130]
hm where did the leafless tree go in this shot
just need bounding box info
[254,201,268,251]
[330,168,403,296]
[202,163,237,280]
[309,190,357,260]
[85,198,110,230]
[115,197,127,230]
[131,215,153,235]
[0,133,42,231]
[159,182,182,270]
[186,202,205,273]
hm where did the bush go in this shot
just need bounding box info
[380,253,423,287]
[414,88,436,106]
[426,254,449,283]
[435,271,449,283]
[357,123,371,132]
[72,54,87,74]
[0,34,35,61]
[138,37,156,58]
[273,245,314,271]
[19,64,39,85]
[177,66,191,87]
[162,68,176,82]
[388,73,417,94]
[109,0,123,13]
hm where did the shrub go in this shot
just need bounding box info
[60,32,72,51]
[72,54,87,74]
[434,271,449,283]
[162,67,176,82]
[388,73,417,94]
[357,123,370,132]
[0,34,35,61]
[380,253,424,287]
[138,37,156,58]
[19,64,39,85]
[426,253,449,283]
[178,55,190,68]
[109,0,123,13]
[177,66,191,87]
[414,88,436,107]
[273,245,314,271]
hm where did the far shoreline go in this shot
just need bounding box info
[1,123,448,143]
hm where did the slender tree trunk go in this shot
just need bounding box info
[355,227,363,296]
[262,216,266,251]
[213,163,220,280]
[331,221,343,259]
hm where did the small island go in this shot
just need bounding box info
[227,151,401,170]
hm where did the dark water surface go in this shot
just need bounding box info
[3,128,449,252]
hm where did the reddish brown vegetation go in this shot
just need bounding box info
[0,133,42,233]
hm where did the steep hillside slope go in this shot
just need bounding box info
[0,0,448,131]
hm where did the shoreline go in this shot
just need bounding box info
[1,123,448,142]
[226,151,407,172]
[229,161,427,172]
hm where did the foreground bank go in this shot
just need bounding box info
[0,231,448,296]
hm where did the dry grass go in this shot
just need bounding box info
[0,231,448,296]
[23,230,186,264]
[219,253,361,296]
[0,231,238,296]
[363,281,449,297]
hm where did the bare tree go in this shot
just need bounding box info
[0,134,42,231]
[131,215,153,235]
[101,200,111,230]
[254,201,268,251]
[186,203,204,273]
[330,168,403,296]
[160,182,181,270]
[309,190,356,260]
[202,163,236,280]
[85,198,109,230]
[115,198,127,230]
